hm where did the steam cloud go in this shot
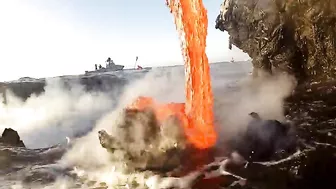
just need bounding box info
[214,70,297,145]
[0,64,297,188]
[0,78,118,149]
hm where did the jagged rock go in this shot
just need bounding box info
[98,108,187,172]
[0,128,25,147]
[215,0,336,83]
[230,112,297,162]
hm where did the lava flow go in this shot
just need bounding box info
[128,0,216,149]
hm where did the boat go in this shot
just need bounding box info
[85,58,124,74]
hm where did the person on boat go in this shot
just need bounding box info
[106,57,111,63]
[106,57,115,67]
[95,64,98,70]
[99,64,103,69]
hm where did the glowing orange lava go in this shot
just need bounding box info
[128,0,216,149]
[128,96,188,128]
[166,0,216,149]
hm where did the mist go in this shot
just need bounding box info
[214,70,297,145]
[59,67,296,188]
[60,68,186,168]
[0,78,117,149]
[0,64,297,188]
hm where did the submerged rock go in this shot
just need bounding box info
[215,0,336,83]
[0,128,25,148]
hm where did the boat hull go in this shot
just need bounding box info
[85,65,124,74]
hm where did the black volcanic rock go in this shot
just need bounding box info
[230,112,297,162]
[0,128,25,147]
[215,0,336,83]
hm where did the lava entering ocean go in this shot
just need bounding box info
[128,0,216,150]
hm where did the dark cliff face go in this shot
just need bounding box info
[215,0,336,83]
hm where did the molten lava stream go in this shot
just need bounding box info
[129,0,216,149]
[167,0,216,149]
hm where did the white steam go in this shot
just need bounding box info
[59,68,186,169]
[214,70,297,145]
[0,63,297,189]
[0,78,116,149]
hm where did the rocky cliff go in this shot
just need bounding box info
[215,0,336,83]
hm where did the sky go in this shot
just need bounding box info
[0,0,250,81]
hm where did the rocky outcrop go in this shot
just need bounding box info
[98,108,187,172]
[215,0,336,83]
[230,112,297,162]
[0,128,25,147]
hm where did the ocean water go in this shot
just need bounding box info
[1,61,293,189]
